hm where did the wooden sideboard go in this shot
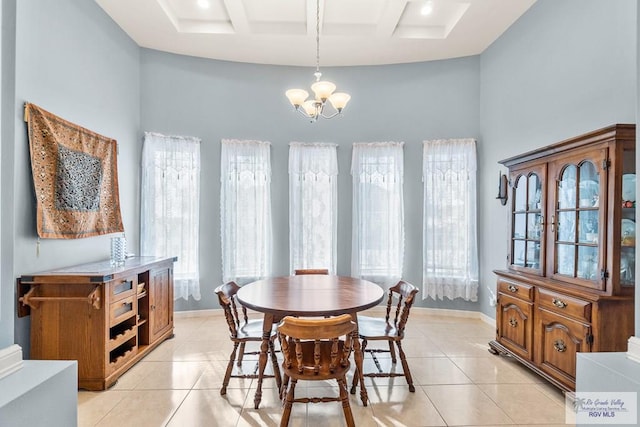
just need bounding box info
[18,256,176,390]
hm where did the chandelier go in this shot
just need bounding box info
[285,0,351,122]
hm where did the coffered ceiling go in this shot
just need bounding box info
[96,0,536,66]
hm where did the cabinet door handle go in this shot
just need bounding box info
[507,284,518,293]
[553,339,567,352]
[549,215,556,232]
[552,298,567,309]
[508,318,518,327]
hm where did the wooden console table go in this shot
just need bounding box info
[18,256,176,390]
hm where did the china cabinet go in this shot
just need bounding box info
[490,124,635,391]
[18,256,175,390]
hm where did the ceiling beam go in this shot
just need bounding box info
[223,0,250,34]
[156,0,180,32]
[376,0,408,38]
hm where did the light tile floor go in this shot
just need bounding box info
[78,309,575,426]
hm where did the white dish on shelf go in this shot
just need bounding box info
[622,174,636,201]
[621,218,635,242]
[621,250,635,281]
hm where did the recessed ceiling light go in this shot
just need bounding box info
[421,1,434,16]
[197,0,210,9]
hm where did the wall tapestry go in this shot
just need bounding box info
[25,102,124,239]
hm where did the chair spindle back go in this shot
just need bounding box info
[215,281,249,338]
[278,314,355,376]
[384,280,419,334]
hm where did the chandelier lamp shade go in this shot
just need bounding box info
[285,0,351,122]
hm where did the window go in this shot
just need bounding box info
[141,132,201,301]
[423,138,478,301]
[220,139,272,283]
[289,142,338,273]
[351,142,404,286]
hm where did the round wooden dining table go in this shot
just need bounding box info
[237,274,385,409]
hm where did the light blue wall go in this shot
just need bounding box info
[479,0,637,317]
[1,0,637,351]
[0,0,17,349]
[140,51,481,312]
[6,0,140,354]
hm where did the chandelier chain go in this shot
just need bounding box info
[315,0,320,76]
[284,0,350,121]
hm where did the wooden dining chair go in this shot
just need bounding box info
[214,281,280,395]
[351,280,419,392]
[293,268,329,275]
[277,314,356,427]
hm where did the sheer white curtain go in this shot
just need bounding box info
[351,142,404,287]
[289,142,338,274]
[423,138,478,301]
[141,132,201,301]
[220,139,272,284]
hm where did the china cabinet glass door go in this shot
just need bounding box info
[548,151,607,290]
[510,167,545,275]
[619,145,635,288]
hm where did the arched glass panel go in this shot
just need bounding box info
[528,174,541,210]
[514,175,527,211]
[558,165,577,209]
[578,162,598,208]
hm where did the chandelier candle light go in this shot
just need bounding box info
[285,0,351,122]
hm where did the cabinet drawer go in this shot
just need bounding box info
[110,295,137,326]
[537,288,592,322]
[109,277,137,302]
[498,278,533,301]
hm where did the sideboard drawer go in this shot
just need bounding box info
[110,295,137,326]
[109,276,137,302]
[537,288,592,322]
[498,278,533,301]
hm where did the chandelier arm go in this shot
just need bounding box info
[294,107,312,119]
[318,110,341,119]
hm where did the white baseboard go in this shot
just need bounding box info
[479,312,496,326]
[627,336,640,363]
[0,345,23,380]
[174,308,220,318]
[412,307,495,326]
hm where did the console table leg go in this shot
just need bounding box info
[350,314,368,406]
[254,313,275,409]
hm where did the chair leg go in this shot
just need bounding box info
[338,377,355,427]
[237,342,246,366]
[280,373,290,403]
[221,342,239,395]
[280,378,297,427]
[388,340,397,364]
[350,364,359,395]
[396,341,415,392]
